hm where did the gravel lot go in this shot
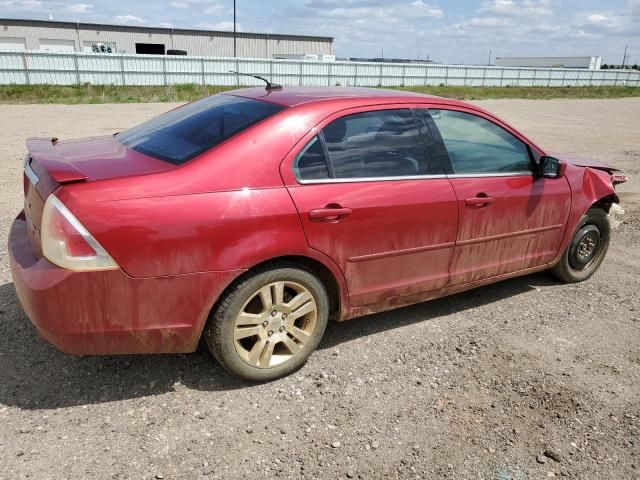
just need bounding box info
[1,98,639,480]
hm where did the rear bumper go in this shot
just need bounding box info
[9,212,243,355]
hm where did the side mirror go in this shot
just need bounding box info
[538,156,564,179]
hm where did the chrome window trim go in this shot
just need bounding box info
[447,172,533,178]
[297,174,448,184]
[25,160,39,186]
[295,171,534,184]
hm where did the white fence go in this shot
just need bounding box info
[1,51,640,88]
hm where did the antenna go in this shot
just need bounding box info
[229,71,282,91]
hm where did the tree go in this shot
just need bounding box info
[601,64,609,69]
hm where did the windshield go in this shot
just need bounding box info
[116,95,284,165]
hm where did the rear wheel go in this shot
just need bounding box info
[204,265,329,381]
[550,208,610,283]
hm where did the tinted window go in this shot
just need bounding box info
[294,136,330,180]
[117,95,284,165]
[430,109,531,174]
[322,109,426,178]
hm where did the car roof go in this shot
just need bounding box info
[223,86,468,108]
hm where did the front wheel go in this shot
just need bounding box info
[550,207,610,283]
[204,265,329,381]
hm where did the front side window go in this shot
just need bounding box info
[430,109,532,175]
[322,109,426,178]
[117,95,284,165]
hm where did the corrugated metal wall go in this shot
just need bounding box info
[1,51,639,87]
[0,21,333,57]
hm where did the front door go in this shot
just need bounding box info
[282,106,459,307]
[424,107,572,285]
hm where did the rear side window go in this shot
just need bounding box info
[117,95,284,165]
[323,109,426,178]
[294,136,330,180]
[430,109,532,175]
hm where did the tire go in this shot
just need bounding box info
[550,207,610,283]
[204,264,329,381]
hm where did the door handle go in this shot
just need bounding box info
[465,195,495,207]
[309,206,352,222]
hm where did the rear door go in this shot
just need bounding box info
[281,105,458,307]
[419,106,571,285]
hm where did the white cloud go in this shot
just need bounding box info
[467,16,512,27]
[303,6,389,20]
[304,0,384,7]
[588,13,608,24]
[67,3,92,13]
[574,10,629,34]
[586,13,618,27]
[0,0,43,9]
[198,21,242,31]
[114,14,146,25]
[410,0,444,18]
[169,0,222,10]
[204,4,223,14]
[480,0,552,17]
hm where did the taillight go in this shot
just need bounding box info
[41,195,118,271]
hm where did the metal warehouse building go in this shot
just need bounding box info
[0,18,333,58]
[495,56,602,70]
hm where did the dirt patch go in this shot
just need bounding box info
[1,99,639,479]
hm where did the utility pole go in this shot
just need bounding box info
[622,44,628,68]
[233,0,237,58]
[488,48,492,66]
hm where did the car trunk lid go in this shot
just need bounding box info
[23,135,174,258]
[26,135,173,192]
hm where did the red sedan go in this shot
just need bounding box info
[9,86,625,380]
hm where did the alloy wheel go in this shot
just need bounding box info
[233,281,317,368]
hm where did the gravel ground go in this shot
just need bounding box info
[0,98,639,480]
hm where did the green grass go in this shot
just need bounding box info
[0,84,236,104]
[0,84,639,104]
[393,85,640,100]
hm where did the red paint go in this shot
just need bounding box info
[447,175,571,285]
[8,87,623,356]
[10,214,243,354]
[28,136,173,183]
[287,179,458,307]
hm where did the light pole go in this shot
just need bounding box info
[233,0,237,58]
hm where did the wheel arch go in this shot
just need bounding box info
[198,252,347,346]
[590,193,619,213]
[244,255,343,319]
[551,165,620,270]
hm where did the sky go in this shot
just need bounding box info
[1,0,639,64]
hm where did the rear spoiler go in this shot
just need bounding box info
[26,137,88,184]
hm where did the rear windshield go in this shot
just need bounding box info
[116,95,284,165]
